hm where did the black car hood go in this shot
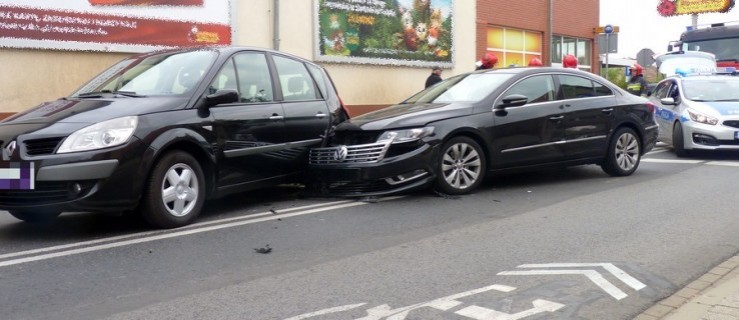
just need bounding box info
[341,102,474,131]
[0,97,189,138]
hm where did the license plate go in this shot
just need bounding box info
[0,162,35,190]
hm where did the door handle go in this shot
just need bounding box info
[601,108,614,114]
[269,114,284,120]
[315,113,327,118]
[549,115,564,121]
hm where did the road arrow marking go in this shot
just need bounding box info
[516,263,646,291]
[497,263,646,300]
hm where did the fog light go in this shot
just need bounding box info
[71,183,82,194]
[384,170,428,185]
[692,133,719,146]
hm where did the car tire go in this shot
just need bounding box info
[434,136,486,195]
[672,121,689,157]
[8,210,61,224]
[141,151,205,229]
[601,127,641,177]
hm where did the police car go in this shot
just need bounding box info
[649,60,739,156]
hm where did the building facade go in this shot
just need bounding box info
[0,0,598,118]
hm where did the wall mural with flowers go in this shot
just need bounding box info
[657,0,735,16]
[315,0,454,67]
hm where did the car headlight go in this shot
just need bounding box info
[376,127,434,144]
[686,109,718,125]
[57,116,139,153]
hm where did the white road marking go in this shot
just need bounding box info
[646,148,669,155]
[283,303,367,320]
[497,269,628,300]
[455,299,565,320]
[0,198,405,268]
[705,161,739,167]
[641,159,704,164]
[516,263,646,290]
[0,200,356,261]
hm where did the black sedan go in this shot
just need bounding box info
[309,67,658,196]
[0,46,347,228]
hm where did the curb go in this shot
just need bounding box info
[634,254,739,320]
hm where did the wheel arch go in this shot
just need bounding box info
[439,128,491,167]
[139,128,218,199]
[612,121,646,155]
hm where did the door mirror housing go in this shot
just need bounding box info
[660,97,676,105]
[496,94,528,109]
[201,89,239,111]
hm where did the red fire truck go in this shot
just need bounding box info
[668,22,739,68]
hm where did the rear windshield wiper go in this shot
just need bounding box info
[713,99,739,102]
[76,90,145,98]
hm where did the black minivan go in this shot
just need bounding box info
[0,46,347,228]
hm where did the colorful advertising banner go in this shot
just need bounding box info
[315,0,454,67]
[0,0,232,52]
[657,0,735,16]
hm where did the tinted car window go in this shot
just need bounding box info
[306,63,327,99]
[273,55,318,101]
[593,81,613,96]
[504,75,555,103]
[72,50,217,96]
[654,81,671,99]
[233,52,274,103]
[559,75,594,99]
[209,59,238,95]
[404,73,515,104]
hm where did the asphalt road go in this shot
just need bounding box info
[1,145,738,320]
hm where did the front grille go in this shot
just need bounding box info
[723,120,739,129]
[332,131,380,145]
[0,181,95,206]
[24,137,64,156]
[309,142,390,164]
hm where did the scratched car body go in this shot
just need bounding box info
[309,67,658,196]
[0,46,346,228]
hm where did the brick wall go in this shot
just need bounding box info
[476,0,599,71]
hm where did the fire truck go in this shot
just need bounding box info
[668,22,739,68]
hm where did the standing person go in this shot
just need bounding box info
[425,66,443,88]
[562,54,578,68]
[528,57,543,67]
[626,63,649,97]
[475,52,498,70]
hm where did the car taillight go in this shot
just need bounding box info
[645,102,656,113]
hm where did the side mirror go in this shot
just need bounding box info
[496,94,528,109]
[667,44,673,52]
[204,89,239,109]
[660,97,676,105]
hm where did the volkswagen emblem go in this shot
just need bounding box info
[5,141,16,157]
[333,146,348,161]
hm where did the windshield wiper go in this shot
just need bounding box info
[76,90,145,98]
[713,99,739,102]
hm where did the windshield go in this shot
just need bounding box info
[403,73,515,104]
[684,38,739,62]
[683,78,739,101]
[71,50,218,97]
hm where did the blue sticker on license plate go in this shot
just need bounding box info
[736,132,739,140]
[0,162,34,190]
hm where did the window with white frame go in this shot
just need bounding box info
[551,36,592,70]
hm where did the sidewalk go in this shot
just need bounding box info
[634,254,739,320]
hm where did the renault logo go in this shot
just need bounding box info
[333,146,348,161]
[5,141,16,157]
